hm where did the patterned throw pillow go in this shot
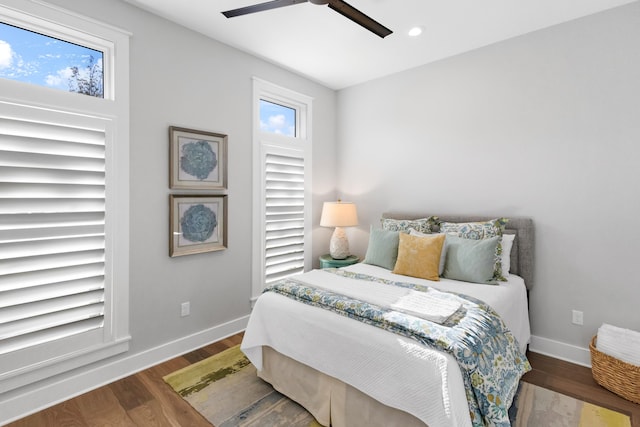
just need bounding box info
[381,216,439,234]
[439,218,509,281]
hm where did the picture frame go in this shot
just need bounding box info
[170,195,227,257]
[169,126,227,190]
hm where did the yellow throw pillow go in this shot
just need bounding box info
[393,233,445,281]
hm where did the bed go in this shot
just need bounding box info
[241,214,534,427]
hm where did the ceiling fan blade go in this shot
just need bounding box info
[328,0,392,38]
[222,0,308,18]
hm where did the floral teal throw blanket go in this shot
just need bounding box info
[263,269,531,427]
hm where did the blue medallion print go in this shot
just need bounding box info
[180,140,217,180]
[181,204,217,242]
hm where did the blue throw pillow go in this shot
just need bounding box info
[363,227,400,270]
[443,235,500,285]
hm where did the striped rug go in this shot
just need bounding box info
[163,345,630,427]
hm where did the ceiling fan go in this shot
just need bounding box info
[222,0,392,39]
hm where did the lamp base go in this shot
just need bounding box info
[329,227,350,259]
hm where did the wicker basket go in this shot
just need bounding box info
[590,336,640,404]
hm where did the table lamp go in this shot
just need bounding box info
[320,201,358,259]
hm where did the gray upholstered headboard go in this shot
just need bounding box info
[382,213,535,289]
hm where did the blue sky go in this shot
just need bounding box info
[260,99,296,137]
[0,22,102,93]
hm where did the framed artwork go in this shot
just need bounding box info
[170,195,227,257]
[169,126,227,190]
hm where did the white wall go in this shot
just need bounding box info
[0,0,337,423]
[3,0,638,422]
[336,2,640,365]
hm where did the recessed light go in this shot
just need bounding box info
[408,26,423,37]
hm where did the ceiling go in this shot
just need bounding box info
[123,0,637,90]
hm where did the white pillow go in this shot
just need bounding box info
[409,229,447,275]
[500,233,515,275]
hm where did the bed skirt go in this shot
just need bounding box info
[259,346,428,427]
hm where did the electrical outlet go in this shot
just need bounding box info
[572,310,583,325]
[181,301,190,317]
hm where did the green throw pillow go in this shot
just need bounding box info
[363,227,400,270]
[440,218,508,281]
[443,235,500,285]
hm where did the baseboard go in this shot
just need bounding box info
[0,315,250,426]
[529,335,591,368]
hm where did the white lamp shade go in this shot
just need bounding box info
[320,202,358,227]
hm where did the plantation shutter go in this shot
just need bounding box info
[0,112,107,358]
[264,152,305,285]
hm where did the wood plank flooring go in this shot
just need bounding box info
[6,334,243,427]
[7,334,639,426]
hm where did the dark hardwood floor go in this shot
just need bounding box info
[6,334,639,426]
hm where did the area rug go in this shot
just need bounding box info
[163,345,631,427]
[508,381,631,427]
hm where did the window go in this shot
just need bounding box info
[0,1,129,393]
[259,99,296,136]
[0,21,104,97]
[251,78,312,303]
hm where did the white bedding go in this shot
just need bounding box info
[241,263,531,427]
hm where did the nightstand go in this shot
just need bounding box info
[319,254,359,269]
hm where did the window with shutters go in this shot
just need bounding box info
[251,78,312,303]
[0,2,129,393]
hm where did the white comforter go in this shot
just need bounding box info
[241,263,531,427]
